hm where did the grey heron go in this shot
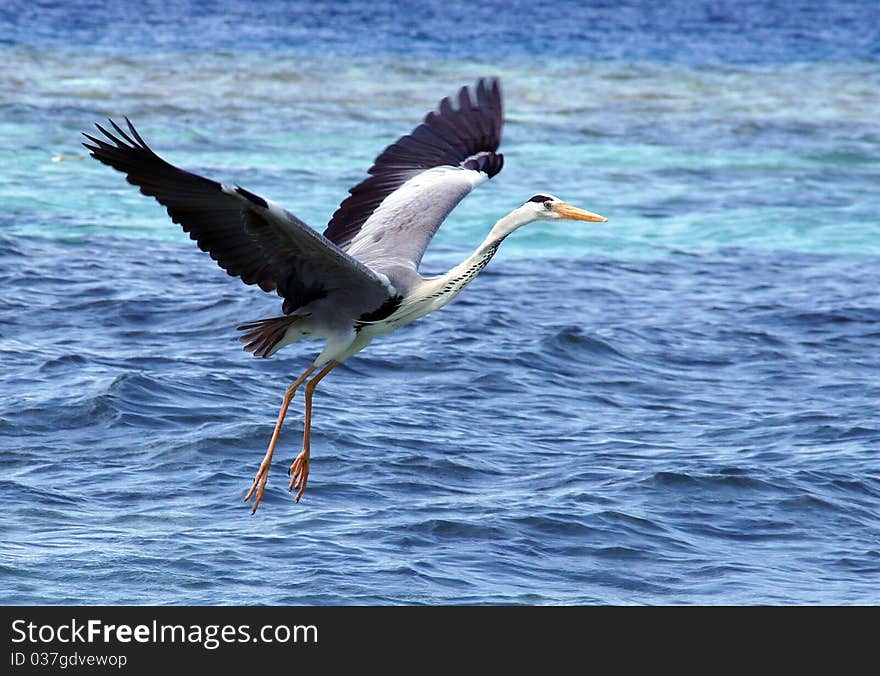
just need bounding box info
[83,78,607,513]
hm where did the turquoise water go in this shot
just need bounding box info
[7,51,880,258]
[2,1,879,604]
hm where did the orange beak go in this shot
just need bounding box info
[553,202,608,223]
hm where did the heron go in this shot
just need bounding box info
[83,78,607,513]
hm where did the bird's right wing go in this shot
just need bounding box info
[323,78,504,276]
[83,119,395,315]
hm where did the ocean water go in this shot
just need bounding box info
[1,0,879,605]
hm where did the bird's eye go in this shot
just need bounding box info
[543,201,553,210]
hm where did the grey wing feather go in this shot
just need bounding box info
[342,168,484,277]
[83,118,394,315]
[323,78,504,277]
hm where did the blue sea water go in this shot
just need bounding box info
[1,0,879,605]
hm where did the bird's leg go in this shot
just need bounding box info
[288,360,340,502]
[245,363,317,513]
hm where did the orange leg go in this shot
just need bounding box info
[245,364,317,513]
[288,360,340,502]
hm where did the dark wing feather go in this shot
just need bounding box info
[323,77,504,252]
[83,119,393,314]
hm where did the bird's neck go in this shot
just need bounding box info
[444,209,533,281]
[439,234,504,296]
[418,211,528,310]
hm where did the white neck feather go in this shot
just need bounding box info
[408,207,536,313]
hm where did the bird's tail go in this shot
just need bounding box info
[236,313,311,358]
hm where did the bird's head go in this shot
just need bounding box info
[522,194,608,224]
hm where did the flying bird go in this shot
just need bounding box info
[83,78,607,513]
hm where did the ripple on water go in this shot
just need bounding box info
[3,5,880,603]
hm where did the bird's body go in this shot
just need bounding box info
[84,78,607,512]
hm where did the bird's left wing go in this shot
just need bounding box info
[323,78,504,277]
[83,119,395,315]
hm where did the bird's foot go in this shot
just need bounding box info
[244,459,271,514]
[288,449,310,502]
